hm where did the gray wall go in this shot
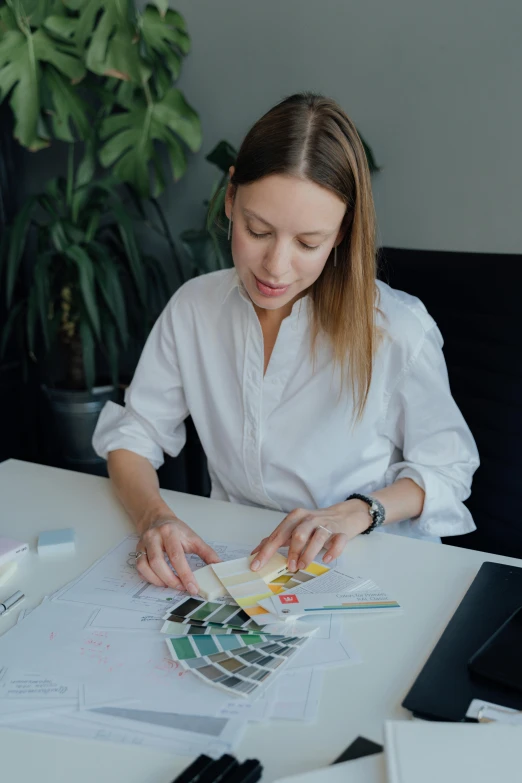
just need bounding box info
[17,1,522,256]
[139,0,522,254]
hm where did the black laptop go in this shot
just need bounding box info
[402,561,522,721]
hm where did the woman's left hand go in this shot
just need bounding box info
[250,499,371,573]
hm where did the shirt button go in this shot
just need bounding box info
[250,429,256,438]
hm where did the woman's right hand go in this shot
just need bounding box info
[135,517,221,595]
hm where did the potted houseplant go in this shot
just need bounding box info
[0,144,171,471]
[0,0,202,472]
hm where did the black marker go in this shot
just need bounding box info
[221,759,263,783]
[197,754,239,783]
[170,753,214,782]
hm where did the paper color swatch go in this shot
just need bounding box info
[163,596,263,630]
[167,635,310,697]
[166,632,283,661]
[210,556,331,621]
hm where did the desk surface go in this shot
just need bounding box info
[0,458,520,782]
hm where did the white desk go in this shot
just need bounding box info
[0,458,520,782]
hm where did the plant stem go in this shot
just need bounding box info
[149,197,186,285]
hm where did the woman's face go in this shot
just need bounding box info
[225,170,347,315]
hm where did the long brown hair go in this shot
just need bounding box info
[228,92,378,419]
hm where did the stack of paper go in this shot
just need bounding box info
[384,720,521,783]
[0,534,400,756]
[154,552,364,698]
[0,536,355,757]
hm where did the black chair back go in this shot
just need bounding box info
[378,247,522,560]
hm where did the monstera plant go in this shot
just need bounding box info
[0,0,202,471]
[0,1,201,192]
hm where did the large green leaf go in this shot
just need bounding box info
[76,143,96,189]
[33,253,53,351]
[49,220,69,253]
[108,201,147,305]
[65,244,101,339]
[45,66,91,142]
[12,0,66,28]
[152,0,170,18]
[71,145,97,222]
[99,88,201,196]
[84,210,100,242]
[43,15,77,42]
[91,243,129,346]
[0,27,85,149]
[0,7,17,33]
[84,1,145,83]
[139,5,189,83]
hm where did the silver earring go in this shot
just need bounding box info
[228,218,232,240]
[333,245,337,267]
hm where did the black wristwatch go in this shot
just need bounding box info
[346,493,386,534]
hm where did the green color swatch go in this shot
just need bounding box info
[193,635,219,656]
[190,603,221,622]
[169,636,194,661]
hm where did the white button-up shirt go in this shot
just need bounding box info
[93,268,479,543]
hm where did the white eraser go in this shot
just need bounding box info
[37,528,76,555]
[0,561,18,587]
[195,563,228,600]
[0,537,29,568]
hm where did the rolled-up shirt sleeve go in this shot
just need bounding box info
[382,323,480,538]
[92,291,188,470]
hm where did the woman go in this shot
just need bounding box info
[93,92,479,595]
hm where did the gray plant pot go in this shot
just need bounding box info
[41,384,119,476]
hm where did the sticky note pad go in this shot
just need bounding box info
[37,528,75,555]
